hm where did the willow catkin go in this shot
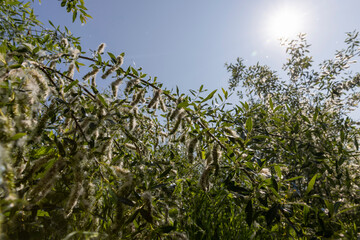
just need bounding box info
[211,143,221,175]
[101,55,124,79]
[199,165,214,191]
[142,191,152,212]
[96,43,106,55]
[169,111,185,135]
[67,62,75,78]
[125,78,140,93]
[30,69,47,90]
[205,151,213,166]
[159,95,167,112]
[148,89,161,109]
[91,77,96,87]
[129,114,137,131]
[64,177,84,218]
[31,103,55,142]
[61,38,69,48]
[130,88,146,107]
[28,158,66,203]
[187,137,198,163]
[141,191,153,223]
[169,107,182,121]
[132,106,138,117]
[83,68,100,81]
[124,143,137,150]
[212,143,220,163]
[117,174,134,197]
[111,78,123,98]
[22,154,55,181]
[223,127,240,138]
[112,173,134,231]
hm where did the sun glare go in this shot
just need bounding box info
[267,6,305,39]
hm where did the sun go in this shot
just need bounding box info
[267,6,305,39]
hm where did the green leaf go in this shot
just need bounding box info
[222,88,228,99]
[107,52,116,62]
[97,94,108,108]
[131,67,139,76]
[284,176,304,182]
[305,174,317,195]
[48,20,55,28]
[11,132,27,141]
[202,90,217,103]
[271,177,278,192]
[54,136,66,157]
[303,205,310,224]
[313,107,319,122]
[177,101,189,109]
[266,204,279,226]
[37,209,50,217]
[246,117,253,132]
[245,199,253,227]
[72,11,77,22]
[140,208,153,223]
[64,80,78,93]
[274,165,282,179]
[159,167,172,178]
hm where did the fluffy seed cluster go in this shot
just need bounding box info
[96,43,106,55]
[125,78,140,93]
[169,110,186,135]
[27,158,66,203]
[67,62,75,78]
[61,38,69,48]
[111,78,123,98]
[199,143,222,191]
[64,177,84,218]
[130,88,146,107]
[187,137,198,163]
[101,55,124,79]
[148,89,161,109]
[83,67,100,82]
[223,127,240,139]
[124,143,137,150]
[211,143,221,174]
[199,165,214,191]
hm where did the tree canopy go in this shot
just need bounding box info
[1,1,360,239]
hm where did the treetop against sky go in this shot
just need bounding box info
[33,0,360,93]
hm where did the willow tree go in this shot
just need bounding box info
[1,1,360,240]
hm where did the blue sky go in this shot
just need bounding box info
[33,0,360,105]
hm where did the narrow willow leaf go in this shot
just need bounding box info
[64,80,79,92]
[246,117,253,132]
[108,52,116,62]
[11,133,27,140]
[245,199,253,227]
[274,165,282,179]
[97,94,108,108]
[201,89,217,103]
[305,174,317,195]
[284,176,304,182]
[266,204,279,226]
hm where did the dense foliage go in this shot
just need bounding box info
[1,1,360,239]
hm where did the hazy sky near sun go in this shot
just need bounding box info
[33,0,360,95]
